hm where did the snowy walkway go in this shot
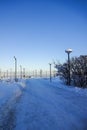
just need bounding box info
[14,78,87,130]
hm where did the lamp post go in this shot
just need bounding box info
[0,69,1,79]
[7,70,8,79]
[23,68,25,78]
[20,65,22,79]
[10,68,12,80]
[40,69,42,77]
[14,56,17,82]
[46,71,47,78]
[49,63,52,82]
[65,49,72,85]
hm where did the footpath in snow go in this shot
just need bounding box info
[0,78,87,130]
[0,79,26,129]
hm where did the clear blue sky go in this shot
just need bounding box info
[0,0,87,71]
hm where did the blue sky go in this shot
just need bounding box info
[0,0,87,71]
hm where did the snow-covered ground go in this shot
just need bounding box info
[0,78,87,130]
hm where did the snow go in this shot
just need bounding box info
[0,78,87,130]
[0,79,26,106]
[0,79,26,129]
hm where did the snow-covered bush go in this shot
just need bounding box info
[71,56,87,88]
[55,55,87,88]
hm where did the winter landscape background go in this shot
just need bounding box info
[0,0,87,129]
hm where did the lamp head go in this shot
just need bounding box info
[65,48,72,54]
[14,56,16,60]
[49,63,51,65]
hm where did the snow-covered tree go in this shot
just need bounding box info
[71,56,87,88]
[55,55,87,88]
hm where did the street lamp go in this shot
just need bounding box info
[14,56,17,82]
[20,65,22,79]
[65,49,72,85]
[49,63,52,82]
[40,69,42,77]
[10,68,12,80]
[7,70,8,79]
[23,68,25,78]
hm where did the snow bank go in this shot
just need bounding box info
[0,79,26,123]
[44,77,87,97]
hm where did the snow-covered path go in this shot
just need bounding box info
[14,79,87,130]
